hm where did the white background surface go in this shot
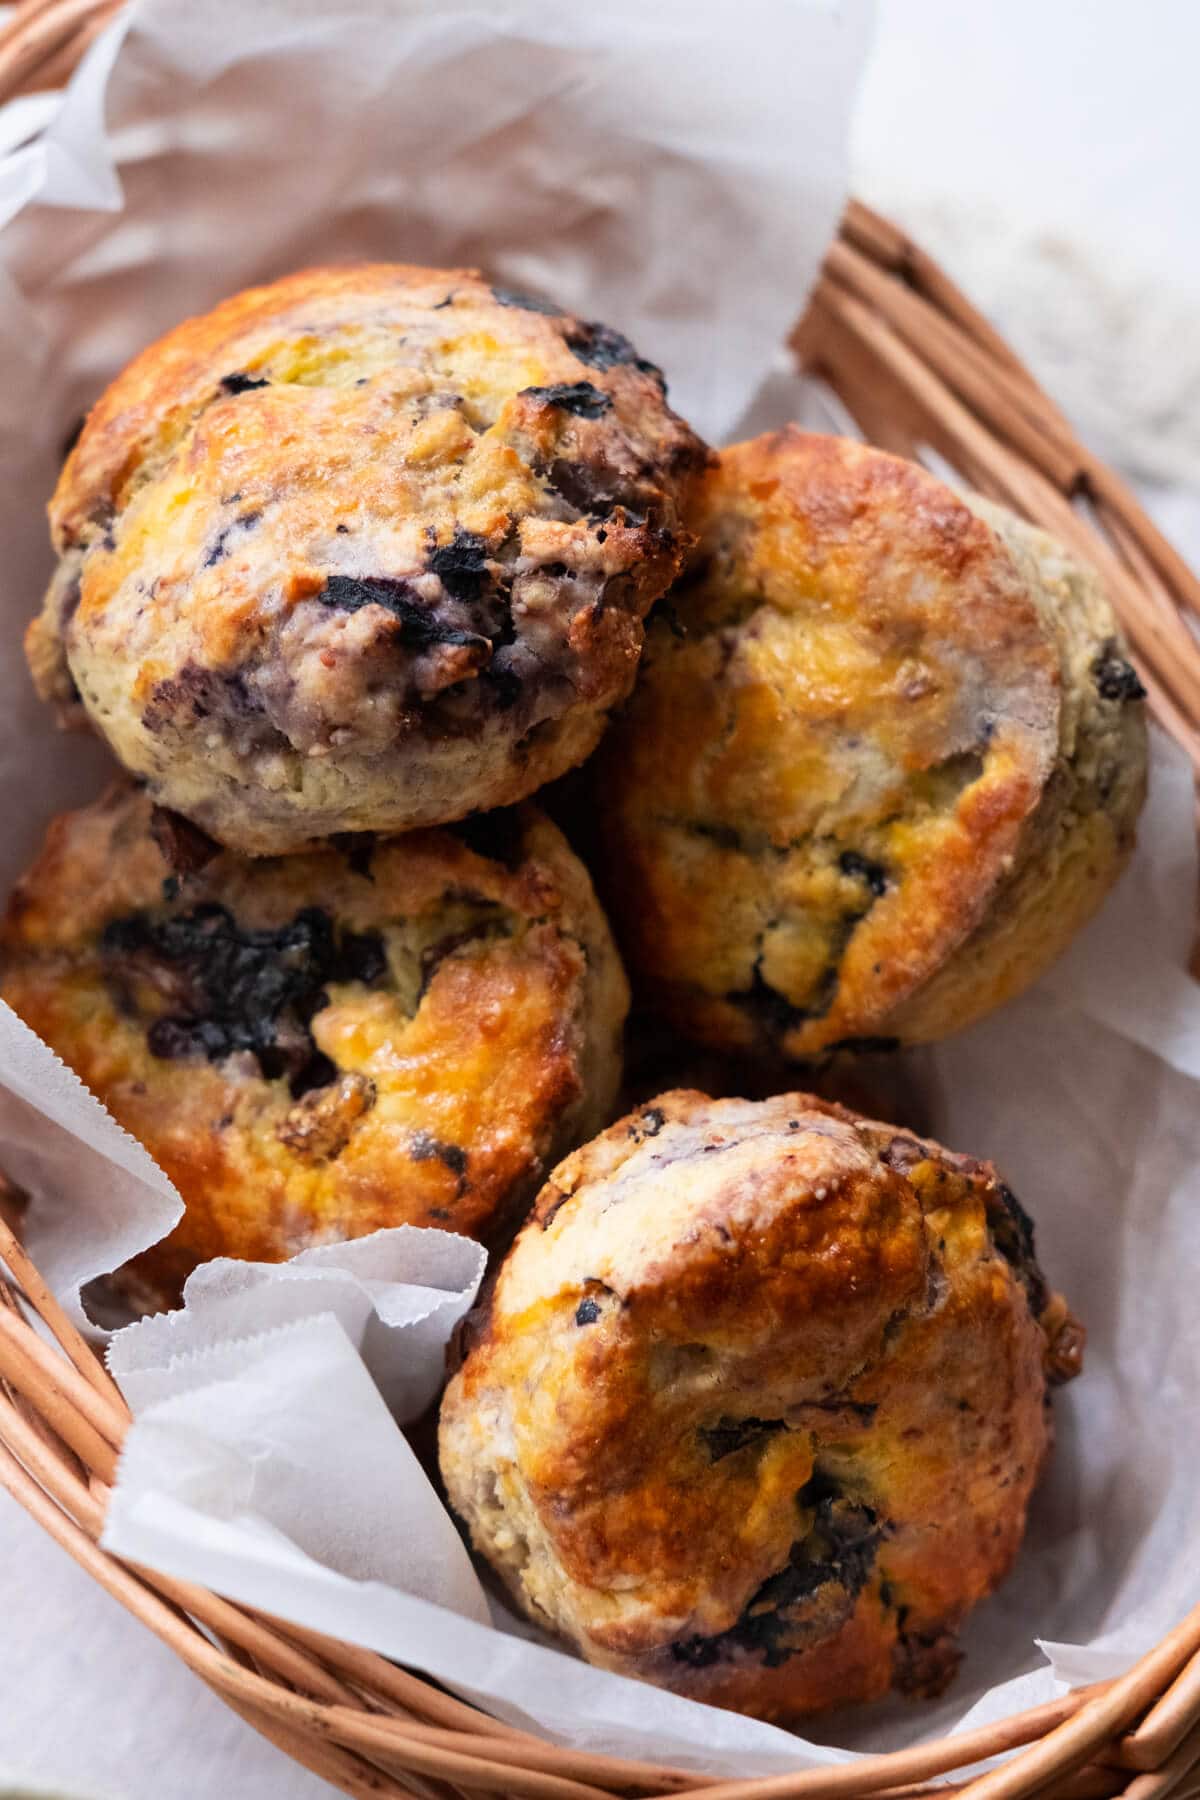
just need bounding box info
[857,0,1200,291]
[2,1,1198,1794]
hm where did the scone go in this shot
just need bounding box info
[0,785,628,1310]
[597,430,1148,1058]
[29,265,707,854]
[439,1090,1082,1722]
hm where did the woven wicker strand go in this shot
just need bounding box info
[3,4,1200,1798]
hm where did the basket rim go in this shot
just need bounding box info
[2,3,1200,1797]
[3,1201,1200,1800]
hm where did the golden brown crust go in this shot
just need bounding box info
[32,265,708,853]
[439,1088,1078,1722]
[597,430,1147,1056]
[0,784,628,1309]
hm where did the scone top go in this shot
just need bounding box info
[440,1088,1080,1722]
[599,429,1146,1055]
[0,783,629,1310]
[29,264,708,853]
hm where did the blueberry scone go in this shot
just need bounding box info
[28,265,707,854]
[598,430,1147,1057]
[439,1089,1082,1721]
[0,785,628,1310]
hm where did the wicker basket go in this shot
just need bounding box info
[2,4,1200,1798]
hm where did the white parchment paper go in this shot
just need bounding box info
[3,0,1199,1780]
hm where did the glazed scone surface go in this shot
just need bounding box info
[0,785,628,1309]
[439,1089,1080,1721]
[598,430,1147,1056]
[29,264,707,853]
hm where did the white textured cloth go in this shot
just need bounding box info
[854,0,1200,493]
[0,1494,330,1798]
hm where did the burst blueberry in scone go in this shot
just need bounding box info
[27,265,708,855]
[0,784,628,1311]
[597,430,1147,1058]
[439,1089,1082,1721]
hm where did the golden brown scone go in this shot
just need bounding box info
[0,785,628,1311]
[29,265,707,854]
[597,430,1148,1057]
[439,1089,1082,1722]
